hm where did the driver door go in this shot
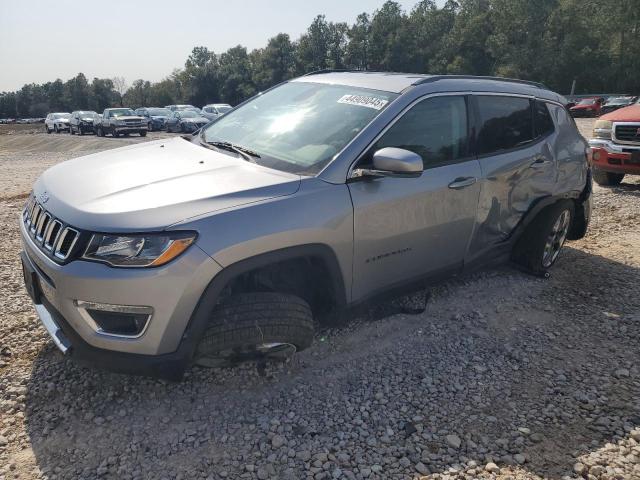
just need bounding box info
[348,95,481,301]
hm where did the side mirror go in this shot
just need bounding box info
[352,147,423,179]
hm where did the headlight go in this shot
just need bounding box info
[82,232,196,267]
[593,120,612,139]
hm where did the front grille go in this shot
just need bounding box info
[124,119,141,125]
[614,124,640,145]
[23,195,80,262]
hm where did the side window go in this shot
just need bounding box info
[534,101,554,138]
[371,95,469,169]
[476,96,533,155]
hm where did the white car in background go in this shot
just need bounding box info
[201,103,232,121]
[45,113,71,133]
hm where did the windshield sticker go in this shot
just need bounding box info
[338,94,389,110]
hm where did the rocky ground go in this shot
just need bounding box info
[1,120,639,480]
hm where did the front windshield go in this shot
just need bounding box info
[578,99,596,105]
[53,113,70,119]
[180,111,198,118]
[201,82,398,175]
[78,111,96,116]
[216,105,232,113]
[148,108,170,116]
[110,108,136,117]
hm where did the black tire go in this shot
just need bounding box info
[592,168,624,186]
[140,130,147,137]
[69,125,75,135]
[512,201,574,275]
[97,127,103,137]
[113,129,120,138]
[195,292,315,367]
[78,126,84,136]
[46,126,51,134]
[54,125,59,133]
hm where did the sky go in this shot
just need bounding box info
[0,0,433,92]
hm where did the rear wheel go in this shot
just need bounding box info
[593,168,624,186]
[139,130,147,137]
[194,292,315,368]
[113,129,120,138]
[512,201,573,276]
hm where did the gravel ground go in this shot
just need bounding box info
[1,119,639,480]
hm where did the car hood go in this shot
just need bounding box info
[600,104,640,121]
[34,137,301,232]
[150,115,168,120]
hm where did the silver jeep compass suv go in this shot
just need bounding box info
[20,72,591,379]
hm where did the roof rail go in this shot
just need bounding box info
[412,75,548,89]
[302,69,354,76]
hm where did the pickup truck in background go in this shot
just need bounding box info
[589,101,640,185]
[95,108,147,137]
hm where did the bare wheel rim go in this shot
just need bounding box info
[542,210,570,268]
[196,342,297,368]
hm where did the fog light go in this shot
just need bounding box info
[75,301,152,337]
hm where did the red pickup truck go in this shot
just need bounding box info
[589,102,640,185]
[570,97,604,117]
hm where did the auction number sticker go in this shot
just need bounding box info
[338,94,389,110]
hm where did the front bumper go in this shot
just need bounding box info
[589,139,640,174]
[114,124,147,133]
[20,219,221,373]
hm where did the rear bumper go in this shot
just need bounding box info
[589,139,640,174]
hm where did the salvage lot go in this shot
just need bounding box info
[0,119,639,480]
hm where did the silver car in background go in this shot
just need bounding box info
[21,72,591,379]
[201,103,232,121]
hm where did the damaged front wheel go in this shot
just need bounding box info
[194,292,314,369]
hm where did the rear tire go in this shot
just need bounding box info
[512,201,574,276]
[593,168,624,186]
[113,130,120,138]
[195,292,315,368]
[140,130,147,137]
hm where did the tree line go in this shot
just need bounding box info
[1,0,638,118]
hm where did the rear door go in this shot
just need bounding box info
[348,94,482,301]
[466,95,557,260]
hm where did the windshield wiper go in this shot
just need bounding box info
[205,140,261,163]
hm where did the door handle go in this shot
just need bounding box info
[448,176,477,189]
[530,157,552,169]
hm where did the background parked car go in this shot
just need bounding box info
[95,108,147,137]
[201,103,232,121]
[135,107,171,131]
[600,96,637,115]
[69,111,99,135]
[569,97,604,117]
[45,113,71,133]
[166,110,209,133]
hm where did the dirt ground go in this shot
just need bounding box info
[0,119,639,480]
